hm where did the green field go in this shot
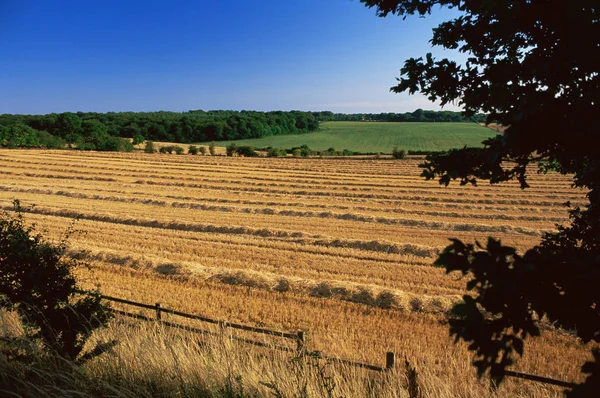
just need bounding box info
[208,122,495,153]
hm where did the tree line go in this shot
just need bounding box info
[0,109,483,151]
[313,109,486,122]
[0,110,320,151]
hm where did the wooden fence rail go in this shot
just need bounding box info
[81,290,394,372]
[502,370,578,389]
[98,292,299,339]
[80,290,578,388]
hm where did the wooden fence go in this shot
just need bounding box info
[90,292,396,372]
[84,291,577,389]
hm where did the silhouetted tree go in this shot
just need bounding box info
[362,0,599,395]
[0,201,112,361]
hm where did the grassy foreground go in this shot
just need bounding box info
[0,309,576,398]
[0,309,428,398]
[208,122,494,153]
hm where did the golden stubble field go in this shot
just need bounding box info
[0,149,593,397]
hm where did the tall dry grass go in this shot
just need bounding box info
[0,309,575,397]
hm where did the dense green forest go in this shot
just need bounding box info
[0,109,483,151]
[314,109,486,122]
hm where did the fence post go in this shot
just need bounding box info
[155,302,162,320]
[297,330,306,352]
[386,352,396,370]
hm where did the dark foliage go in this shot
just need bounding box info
[315,109,485,122]
[0,124,65,149]
[226,143,258,157]
[0,201,112,360]
[144,140,155,153]
[392,147,407,159]
[362,0,599,394]
[0,110,320,147]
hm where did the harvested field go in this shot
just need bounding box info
[0,149,592,397]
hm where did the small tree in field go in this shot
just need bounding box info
[209,141,216,156]
[300,145,311,157]
[188,145,199,155]
[199,146,206,155]
[392,147,406,159]
[132,133,145,148]
[226,143,237,157]
[236,145,258,157]
[267,147,286,157]
[0,201,112,361]
[144,141,155,153]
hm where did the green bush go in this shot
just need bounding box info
[199,146,207,155]
[188,145,199,155]
[37,130,66,149]
[132,133,145,146]
[267,147,287,157]
[120,139,134,152]
[392,147,407,159]
[0,125,41,148]
[236,145,258,157]
[144,141,155,153]
[0,200,112,360]
[290,144,313,157]
[226,143,237,156]
[209,141,216,156]
[174,146,184,155]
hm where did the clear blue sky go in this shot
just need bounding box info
[0,0,464,114]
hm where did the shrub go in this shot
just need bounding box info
[292,148,301,157]
[209,141,216,156]
[267,148,286,157]
[0,200,112,360]
[226,143,237,156]
[392,147,407,159]
[174,146,184,155]
[132,133,145,147]
[76,141,97,151]
[236,145,258,157]
[199,146,206,155]
[188,145,199,155]
[293,145,312,157]
[144,141,155,153]
[37,130,66,149]
[119,139,134,152]
[0,125,42,148]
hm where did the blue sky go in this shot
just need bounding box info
[0,0,464,114]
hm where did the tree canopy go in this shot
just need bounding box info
[0,109,483,151]
[0,110,321,149]
[361,0,599,395]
